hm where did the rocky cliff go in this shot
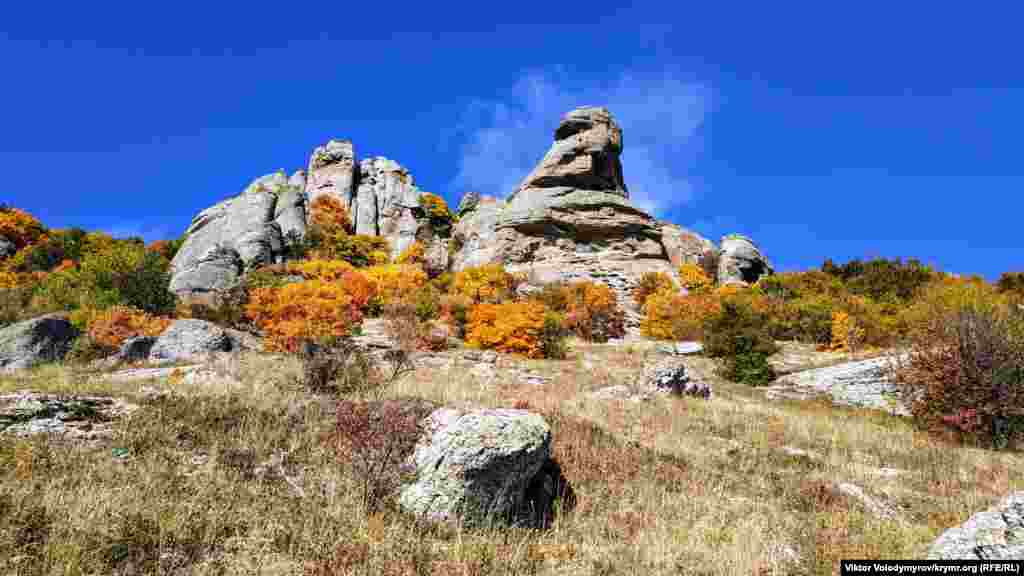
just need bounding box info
[169,107,773,305]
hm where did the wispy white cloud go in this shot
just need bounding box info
[448,70,708,217]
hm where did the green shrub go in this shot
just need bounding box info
[540,311,569,360]
[720,351,776,387]
[822,257,937,303]
[703,299,779,359]
[112,251,175,315]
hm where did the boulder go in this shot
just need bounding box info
[456,191,482,217]
[658,342,704,356]
[148,319,231,362]
[399,407,572,528]
[718,234,773,285]
[765,355,910,415]
[642,357,712,398]
[0,315,79,372]
[927,492,1024,559]
[117,336,157,363]
[305,139,357,211]
[169,172,303,295]
[0,236,15,260]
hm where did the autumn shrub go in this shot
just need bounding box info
[892,279,1024,448]
[534,281,571,312]
[246,280,363,353]
[698,249,720,283]
[82,306,172,348]
[0,285,35,327]
[285,259,356,282]
[145,236,185,262]
[0,206,45,250]
[308,195,353,237]
[13,228,87,273]
[634,272,675,307]
[362,264,428,312]
[395,241,425,266]
[822,256,938,303]
[828,310,864,352]
[329,399,428,512]
[419,192,456,236]
[997,272,1024,303]
[466,301,547,358]
[540,311,569,360]
[641,289,722,341]
[561,281,625,342]
[679,263,713,294]
[439,293,472,339]
[451,264,518,304]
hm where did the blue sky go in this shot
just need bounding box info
[2,3,1021,279]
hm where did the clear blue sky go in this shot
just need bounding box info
[2,3,1021,279]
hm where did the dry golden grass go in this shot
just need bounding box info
[1,340,1022,575]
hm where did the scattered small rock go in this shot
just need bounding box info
[0,390,138,442]
[657,342,704,356]
[641,357,712,399]
[462,350,498,364]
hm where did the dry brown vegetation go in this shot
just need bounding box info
[1,336,1022,576]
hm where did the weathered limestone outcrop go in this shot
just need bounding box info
[0,314,79,372]
[355,157,422,257]
[169,172,304,295]
[453,107,684,329]
[718,234,773,285]
[661,224,717,268]
[927,492,1024,559]
[305,139,356,210]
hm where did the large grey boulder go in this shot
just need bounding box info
[399,407,570,528]
[305,139,357,211]
[927,492,1024,559]
[0,315,79,372]
[718,234,773,285]
[765,356,910,415]
[451,195,503,270]
[169,172,304,295]
[0,236,15,260]
[148,319,231,362]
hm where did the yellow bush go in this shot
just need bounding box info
[466,301,547,358]
[246,280,362,353]
[362,264,428,309]
[309,195,353,236]
[83,306,173,348]
[641,289,723,341]
[0,206,45,250]
[285,259,356,282]
[634,272,676,307]
[562,281,625,342]
[395,241,426,265]
[451,264,517,304]
[679,263,713,293]
[829,310,864,352]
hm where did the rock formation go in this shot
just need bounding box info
[718,234,773,285]
[169,172,303,296]
[0,236,15,260]
[305,139,356,210]
[453,107,704,328]
[354,157,422,256]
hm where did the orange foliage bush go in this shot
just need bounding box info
[641,290,723,341]
[828,310,864,352]
[0,206,45,250]
[84,306,172,348]
[286,259,357,282]
[246,280,363,353]
[395,241,425,266]
[561,281,625,342]
[634,272,675,307]
[309,195,354,236]
[362,264,428,310]
[466,301,547,358]
[451,264,518,304]
[679,263,713,294]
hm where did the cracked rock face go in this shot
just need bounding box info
[169,172,304,295]
[306,139,356,210]
[355,157,422,257]
[928,492,1024,559]
[718,234,773,285]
